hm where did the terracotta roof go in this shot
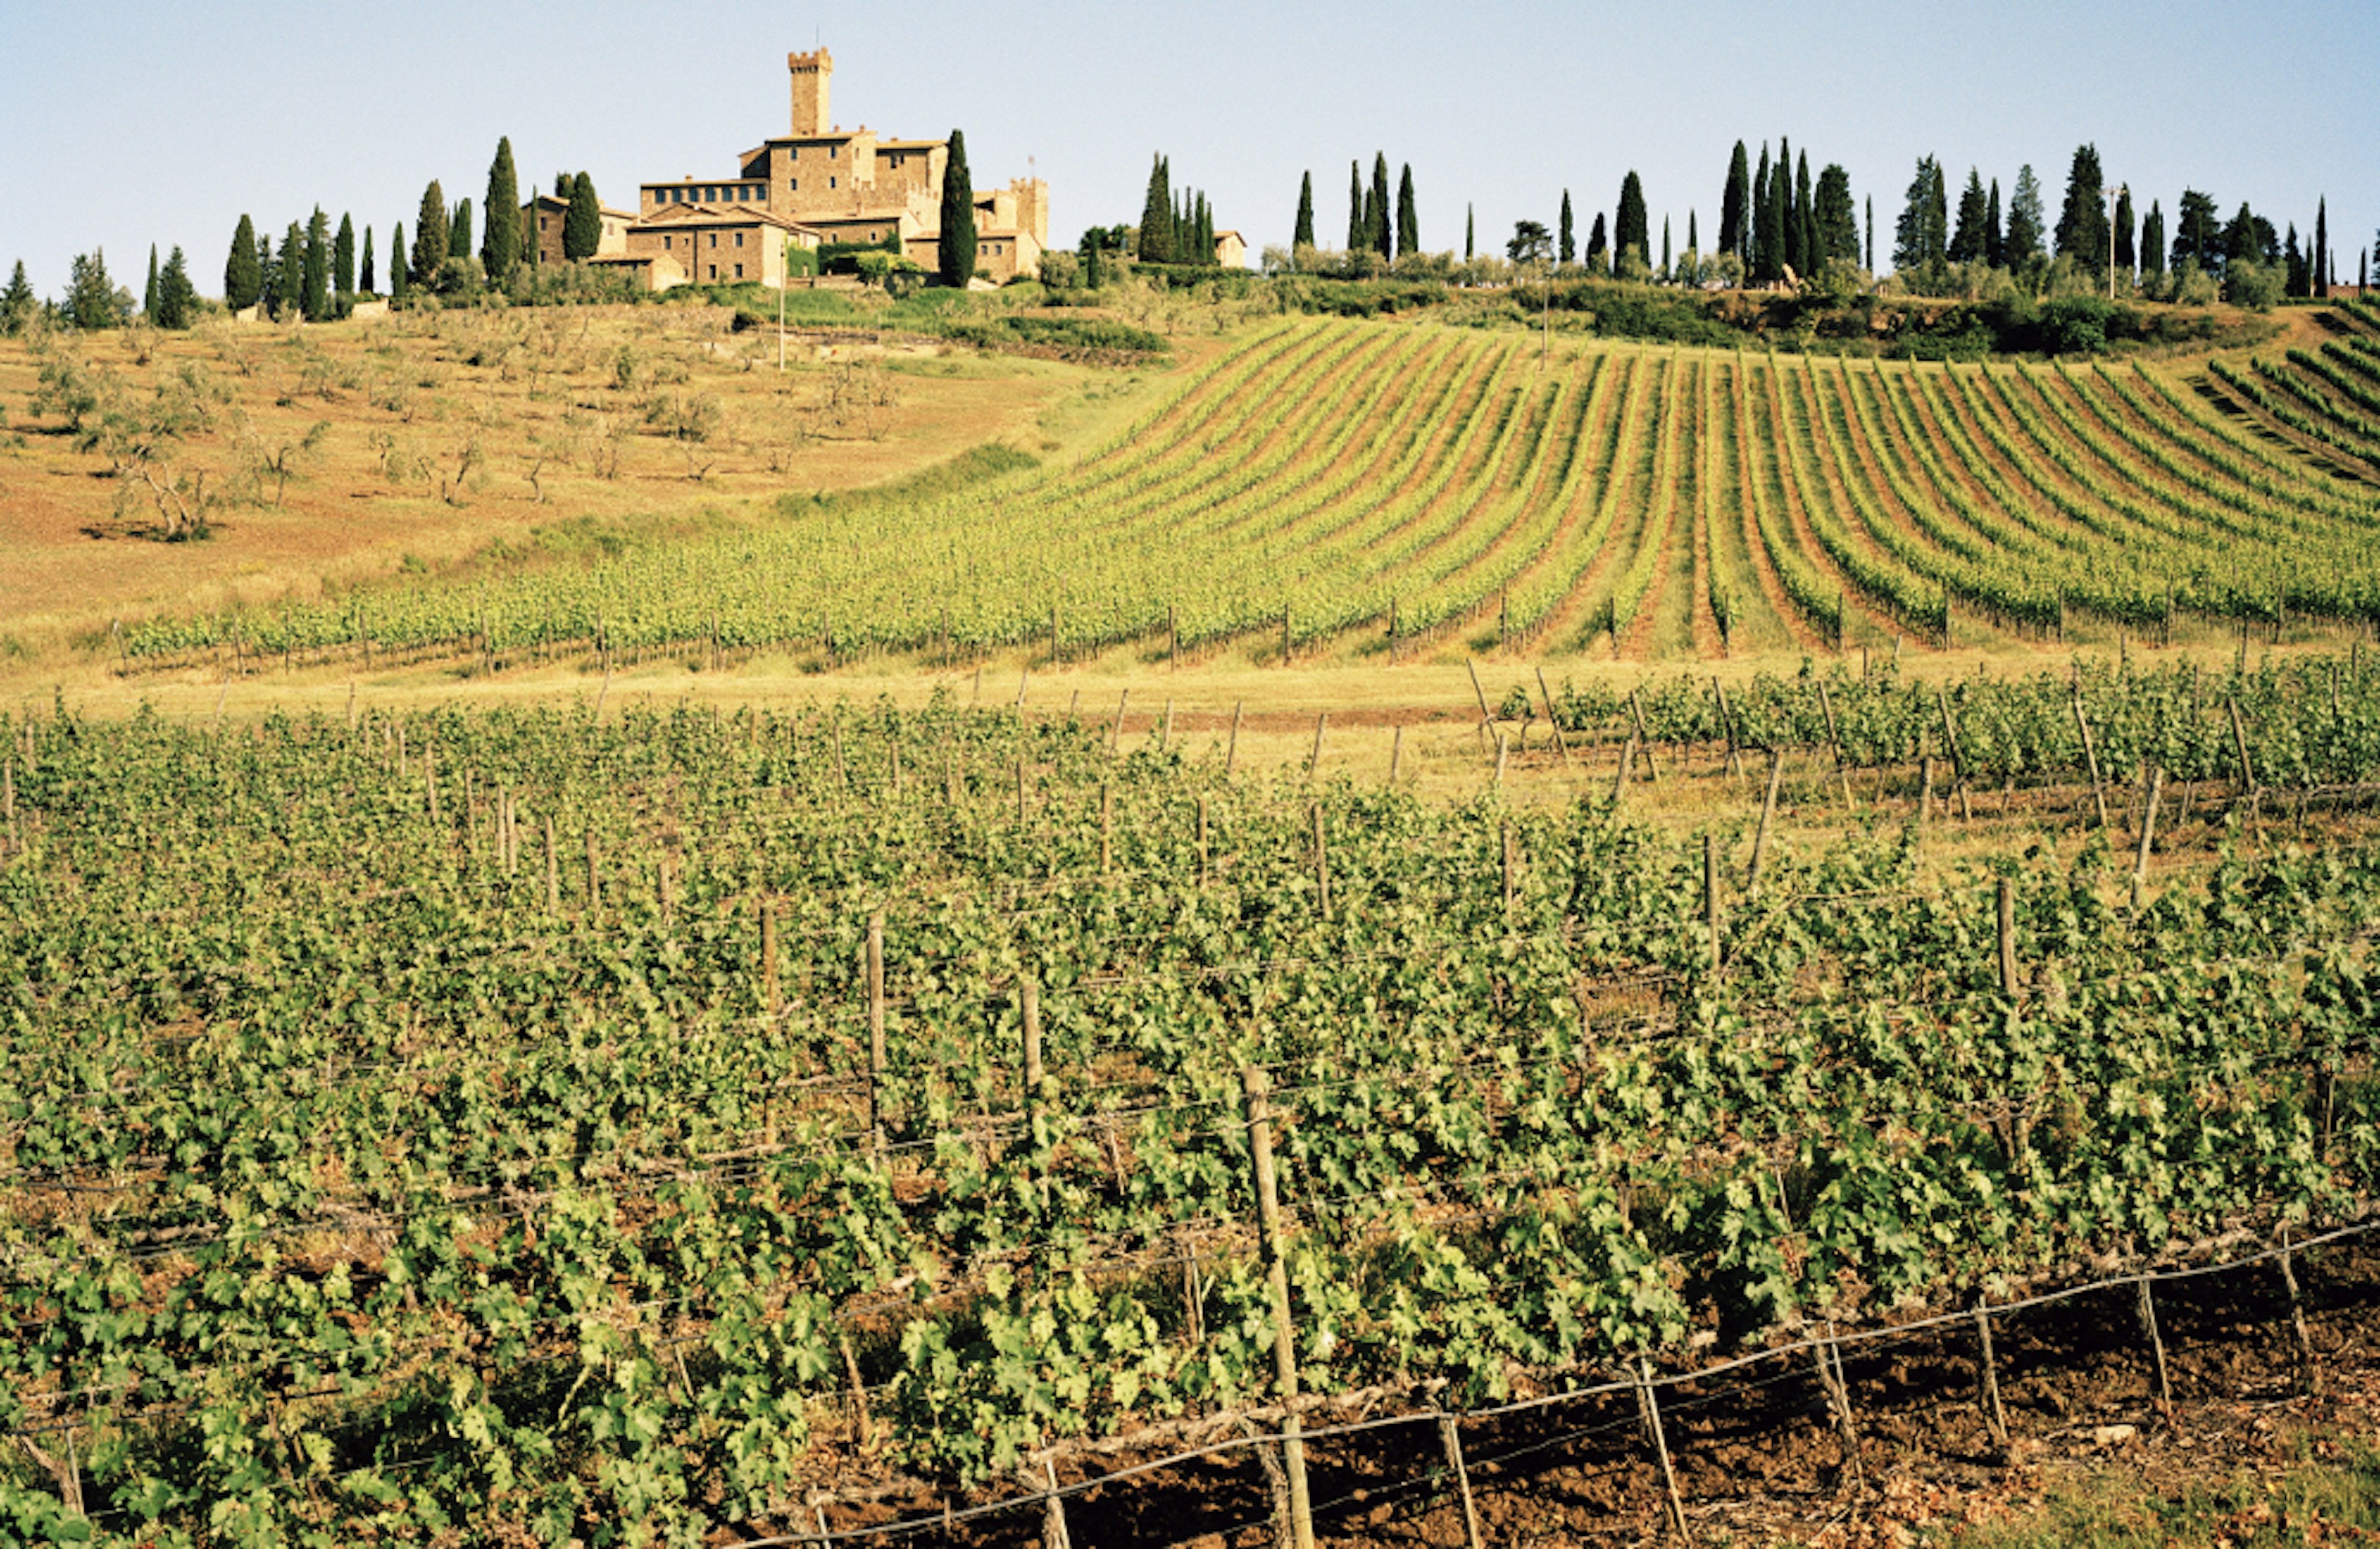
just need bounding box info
[633,203,813,231]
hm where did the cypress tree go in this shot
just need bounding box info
[1751,146,1772,279]
[449,199,473,268]
[412,182,448,284]
[1660,217,1671,276]
[938,128,977,286]
[1985,180,2003,268]
[1586,212,1609,273]
[2285,227,2309,298]
[1388,173,1414,260]
[2113,188,2135,277]
[1465,204,1474,260]
[157,246,195,330]
[144,245,159,320]
[1370,154,1391,257]
[2314,198,2329,295]
[1763,154,1791,281]
[1139,154,1175,263]
[1346,162,1364,252]
[1615,171,1648,271]
[2052,143,2107,263]
[1778,138,1801,277]
[1559,190,1574,265]
[1688,209,1698,255]
[2004,165,2045,268]
[361,227,375,294]
[1949,170,1990,264]
[1293,171,1315,250]
[1813,165,1858,268]
[1719,141,1750,265]
[333,213,356,299]
[302,208,330,321]
[1866,196,1875,273]
[2140,201,2166,278]
[483,135,522,285]
[391,223,410,300]
[1891,156,1947,278]
[225,214,262,310]
[1793,152,1814,277]
[565,172,602,261]
[1083,233,1104,289]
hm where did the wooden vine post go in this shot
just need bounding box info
[1227,701,1243,776]
[1195,796,1210,887]
[1020,976,1049,1214]
[1388,725,1404,786]
[2132,766,2164,908]
[1307,713,1328,781]
[1436,1413,1484,1549]
[2071,691,2110,829]
[543,817,560,915]
[867,912,888,1154]
[1815,680,1854,807]
[1974,1298,2012,1460]
[1311,804,1330,921]
[1747,748,1784,891]
[1240,1066,1316,1549]
[1997,878,2018,1000]
[1703,833,1722,972]
[1536,667,1571,763]
[1636,1355,1690,1539]
[1099,783,1114,874]
[760,900,781,1024]
[1628,690,1661,782]
[2228,697,2258,823]
[2137,1275,2174,1419]
[2277,1225,2321,1395]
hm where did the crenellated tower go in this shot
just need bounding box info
[788,48,832,136]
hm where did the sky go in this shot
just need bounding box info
[2,0,2374,299]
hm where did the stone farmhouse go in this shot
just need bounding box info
[536,48,1048,291]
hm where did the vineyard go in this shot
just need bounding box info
[5,660,2380,1543]
[110,310,2380,674]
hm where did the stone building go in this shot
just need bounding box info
[629,48,1047,286]
[521,193,635,268]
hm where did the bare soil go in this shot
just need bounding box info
[764,1239,2380,1548]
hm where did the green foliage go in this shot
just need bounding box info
[1893,155,1948,281]
[301,206,330,322]
[64,247,125,330]
[359,223,374,293]
[333,211,356,301]
[1558,189,1574,265]
[390,221,410,301]
[1293,170,1315,250]
[224,214,262,310]
[937,128,977,287]
[2053,142,2107,263]
[483,135,522,284]
[1812,163,1858,268]
[1369,153,1391,258]
[1615,170,1649,273]
[1719,141,1750,264]
[1395,163,1418,260]
[155,246,196,331]
[142,243,158,319]
[2,259,37,335]
[448,196,474,265]
[410,180,449,283]
[1138,153,1174,264]
[564,172,602,263]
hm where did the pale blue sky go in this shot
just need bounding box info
[1,0,2372,297]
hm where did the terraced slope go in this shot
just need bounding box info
[125,316,2380,668]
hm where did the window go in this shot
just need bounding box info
[708,265,716,279]
[790,178,799,192]
[829,146,838,159]
[539,218,547,232]
[708,233,718,248]
[829,177,837,190]
[734,263,743,278]
[790,146,799,161]
[663,235,672,248]
[734,232,744,248]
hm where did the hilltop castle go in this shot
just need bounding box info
[536,49,1048,291]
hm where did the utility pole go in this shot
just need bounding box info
[2106,183,2127,301]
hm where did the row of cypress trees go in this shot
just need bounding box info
[1287,155,1418,261]
[1718,139,1861,283]
[1135,155,1220,265]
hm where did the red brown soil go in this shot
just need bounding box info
[768,1239,2380,1548]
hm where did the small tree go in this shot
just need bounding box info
[1558,190,1574,265]
[270,222,305,317]
[2313,198,2329,296]
[1345,162,1364,253]
[1585,212,1609,272]
[448,198,473,267]
[157,247,195,330]
[565,172,602,261]
[66,248,124,331]
[938,128,977,286]
[301,207,330,321]
[334,213,356,299]
[144,245,160,320]
[3,260,38,335]
[1369,154,1391,257]
[360,226,376,294]
[1812,164,1858,267]
[2140,201,2166,278]
[390,222,410,301]
[1138,154,1175,264]
[1293,171,1315,250]
[225,214,262,311]
[1395,163,1418,259]
[2053,143,2107,264]
[483,135,522,285]
[411,182,449,285]
[1506,219,1551,265]
[1466,204,1475,261]
[2004,165,2047,270]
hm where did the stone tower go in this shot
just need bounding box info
[788,48,832,136]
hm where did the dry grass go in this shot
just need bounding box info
[0,302,1137,657]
